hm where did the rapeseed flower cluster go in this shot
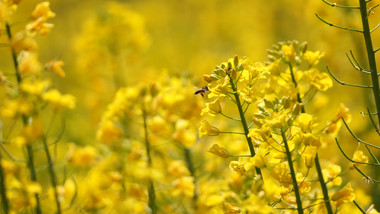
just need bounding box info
[0,1,75,213]
[198,41,374,213]
[0,1,378,214]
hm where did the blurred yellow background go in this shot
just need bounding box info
[1,0,380,212]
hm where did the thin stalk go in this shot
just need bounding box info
[314,154,333,213]
[230,154,252,157]
[184,148,198,209]
[6,22,42,214]
[359,0,380,125]
[228,76,263,179]
[26,145,42,214]
[281,130,303,214]
[220,112,241,121]
[353,200,366,214]
[0,122,9,214]
[0,152,9,214]
[219,131,245,135]
[5,23,21,84]
[42,136,61,214]
[142,108,156,214]
[288,62,333,214]
[288,63,305,113]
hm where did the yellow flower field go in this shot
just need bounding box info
[0,0,380,213]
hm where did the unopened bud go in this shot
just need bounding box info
[264,98,273,109]
[233,56,239,68]
[230,69,237,80]
[292,103,303,116]
[203,75,213,83]
[208,144,230,158]
[301,41,308,54]
[282,97,291,109]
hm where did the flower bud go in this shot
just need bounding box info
[209,144,230,158]
[281,44,296,62]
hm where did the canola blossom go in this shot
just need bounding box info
[0,0,379,214]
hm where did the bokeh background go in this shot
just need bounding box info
[1,0,380,212]
[12,0,375,142]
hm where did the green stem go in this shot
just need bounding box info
[184,148,198,209]
[288,62,333,214]
[142,108,156,214]
[42,136,61,214]
[359,0,380,126]
[288,63,305,113]
[5,23,22,84]
[0,121,8,214]
[6,22,42,214]
[0,152,9,214]
[281,131,303,214]
[228,77,263,179]
[26,145,42,214]
[314,154,333,214]
[353,200,366,214]
[219,131,245,135]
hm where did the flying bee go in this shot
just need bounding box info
[194,86,209,97]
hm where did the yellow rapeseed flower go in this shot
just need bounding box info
[11,31,38,53]
[281,44,296,62]
[66,144,98,168]
[172,119,196,148]
[7,180,42,212]
[26,18,54,36]
[27,1,56,36]
[272,163,292,186]
[366,204,380,214]
[352,150,369,163]
[208,144,230,158]
[199,120,220,137]
[31,2,55,20]
[250,148,267,168]
[168,160,190,177]
[23,118,43,145]
[332,183,355,207]
[229,161,246,175]
[46,60,65,77]
[1,159,20,175]
[266,59,281,76]
[1,99,33,118]
[302,146,317,168]
[302,133,321,148]
[96,120,124,143]
[351,150,369,168]
[207,76,229,99]
[172,176,195,198]
[201,98,222,116]
[303,50,325,67]
[18,51,42,76]
[20,79,50,95]
[296,173,311,193]
[303,68,333,91]
[323,163,342,186]
[224,202,241,214]
[298,113,316,133]
[332,103,351,123]
[42,89,76,109]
